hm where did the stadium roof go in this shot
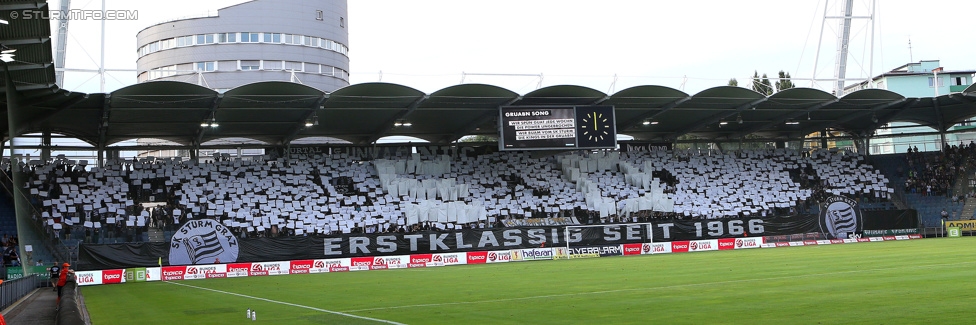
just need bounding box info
[2,1,975,147]
[2,80,976,147]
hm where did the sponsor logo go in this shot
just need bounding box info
[672,241,690,253]
[227,266,250,274]
[819,196,862,239]
[788,242,805,246]
[642,243,652,253]
[249,262,281,276]
[689,240,715,251]
[717,239,735,250]
[857,238,871,242]
[830,239,845,244]
[407,263,427,268]
[734,238,760,249]
[488,252,497,262]
[161,266,187,280]
[909,234,922,239]
[882,236,896,241]
[650,243,670,254]
[102,270,124,284]
[329,266,350,272]
[804,240,819,245]
[467,252,488,264]
[77,273,96,284]
[290,260,313,274]
[622,243,643,256]
[314,261,326,268]
[410,254,433,264]
[205,273,227,279]
[438,253,463,265]
[774,242,790,247]
[169,219,239,265]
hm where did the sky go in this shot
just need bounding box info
[52,0,976,96]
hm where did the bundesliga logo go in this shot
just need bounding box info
[735,239,743,247]
[690,242,698,250]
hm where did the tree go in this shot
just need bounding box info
[752,71,773,96]
[728,78,738,87]
[776,71,794,92]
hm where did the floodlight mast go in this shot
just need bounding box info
[810,0,876,94]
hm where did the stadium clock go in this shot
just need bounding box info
[575,106,616,148]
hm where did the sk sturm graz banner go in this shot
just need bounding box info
[77,210,917,270]
[819,196,863,239]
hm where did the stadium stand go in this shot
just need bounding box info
[5,147,906,244]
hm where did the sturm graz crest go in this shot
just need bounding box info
[819,196,862,239]
[169,219,239,265]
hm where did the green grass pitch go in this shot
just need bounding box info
[82,238,976,324]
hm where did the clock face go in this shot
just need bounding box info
[574,106,615,148]
[579,111,613,143]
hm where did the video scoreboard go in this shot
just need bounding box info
[499,106,616,150]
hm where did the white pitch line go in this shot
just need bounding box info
[342,260,976,313]
[165,281,406,325]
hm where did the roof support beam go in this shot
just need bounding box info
[932,98,945,132]
[730,98,840,138]
[0,2,46,11]
[193,95,223,146]
[96,95,112,149]
[364,96,428,144]
[618,96,693,131]
[3,62,53,72]
[672,97,768,140]
[278,94,328,145]
[440,97,521,143]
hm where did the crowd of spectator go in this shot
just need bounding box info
[0,147,899,245]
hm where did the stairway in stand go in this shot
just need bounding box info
[147,226,166,242]
[958,168,976,220]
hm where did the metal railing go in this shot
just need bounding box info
[0,274,41,311]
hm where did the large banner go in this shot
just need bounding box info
[77,210,917,270]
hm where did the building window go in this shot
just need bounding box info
[195,61,216,72]
[264,60,283,71]
[928,77,944,87]
[340,17,344,28]
[285,61,303,72]
[316,10,323,21]
[218,33,237,43]
[263,33,281,43]
[240,60,260,70]
[952,76,967,86]
[241,32,259,43]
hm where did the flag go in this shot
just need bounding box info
[158,257,162,267]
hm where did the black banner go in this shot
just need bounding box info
[77,210,917,270]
